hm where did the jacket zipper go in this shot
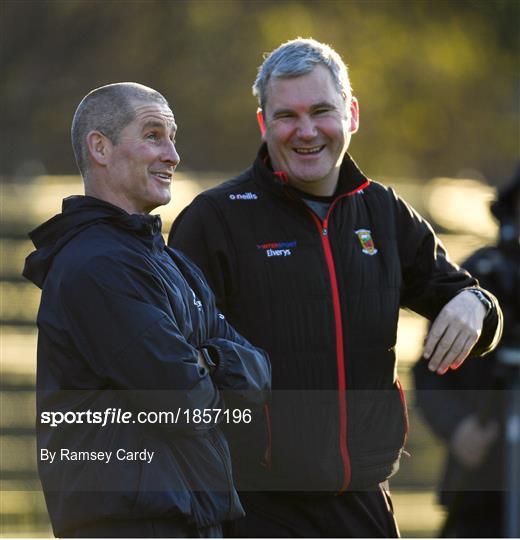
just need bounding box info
[210,429,234,517]
[305,180,370,493]
[308,210,350,492]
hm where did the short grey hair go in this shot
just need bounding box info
[71,82,169,176]
[252,38,352,112]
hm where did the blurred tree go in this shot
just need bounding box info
[1,0,518,182]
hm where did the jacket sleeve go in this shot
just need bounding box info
[168,247,271,406]
[393,189,502,356]
[413,245,507,440]
[59,254,222,425]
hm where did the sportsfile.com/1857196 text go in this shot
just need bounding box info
[40,408,252,428]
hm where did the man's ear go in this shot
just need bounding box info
[256,108,266,138]
[349,97,359,134]
[86,130,111,166]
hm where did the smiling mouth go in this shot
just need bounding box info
[293,145,325,155]
[150,171,173,183]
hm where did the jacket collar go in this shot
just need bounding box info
[24,196,164,289]
[251,143,369,199]
[28,196,163,249]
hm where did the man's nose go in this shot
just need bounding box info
[161,139,180,166]
[296,116,318,139]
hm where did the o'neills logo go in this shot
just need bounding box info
[355,229,378,255]
[256,240,297,257]
[229,192,258,200]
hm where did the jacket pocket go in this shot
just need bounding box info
[207,428,234,516]
[131,437,192,518]
[348,388,406,487]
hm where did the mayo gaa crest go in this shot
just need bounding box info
[355,229,378,255]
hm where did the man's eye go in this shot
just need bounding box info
[146,132,160,140]
[314,108,331,115]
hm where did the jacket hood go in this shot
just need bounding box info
[23,196,162,288]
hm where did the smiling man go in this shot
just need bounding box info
[259,62,358,197]
[23,83,270,538]
[169,40,502,537]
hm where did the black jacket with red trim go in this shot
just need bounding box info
[168,144,502,492]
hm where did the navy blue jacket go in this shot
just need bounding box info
[23,196,271,535]
[169,145,502,492]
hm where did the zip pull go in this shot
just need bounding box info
[322,220,329,236]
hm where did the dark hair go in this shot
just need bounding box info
[71,82,168,176]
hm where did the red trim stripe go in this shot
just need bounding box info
[311,210,351,491]
[396,377,410,443]
[274,171,289,184]
[262,403,273,469]
[310,179,370,491]
[334,179,370,201]
[293,177,371,492]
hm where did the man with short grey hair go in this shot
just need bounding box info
[24,82,270,538]
[169,39,502,537]
[71,83,169,177]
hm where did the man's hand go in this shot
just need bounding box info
[423,290,486,374]
[450,415,498,468]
